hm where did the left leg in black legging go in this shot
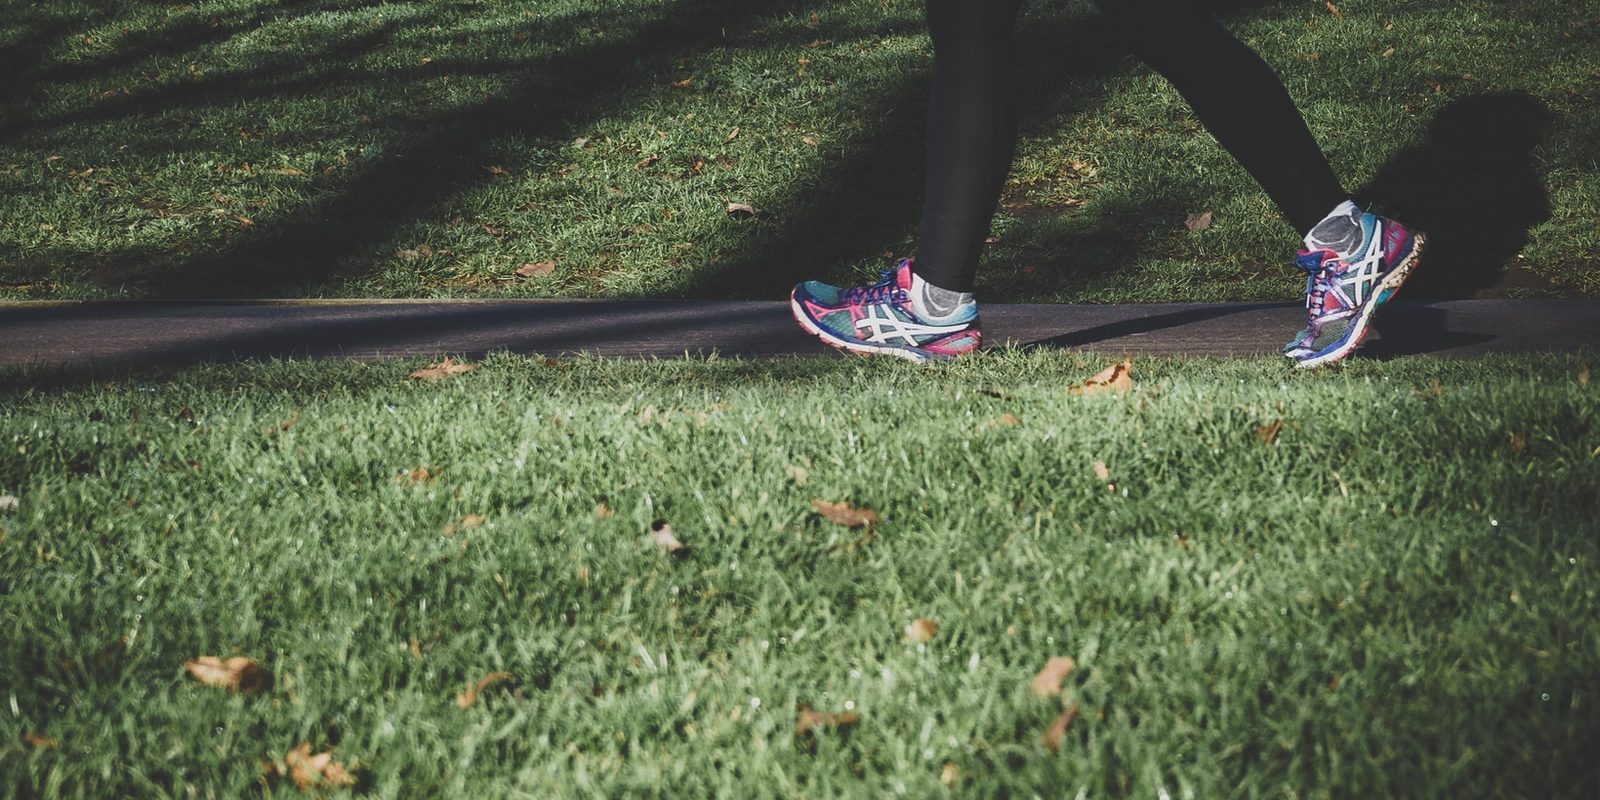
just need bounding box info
[1093,0,1349,236]
[914,0,1025,294]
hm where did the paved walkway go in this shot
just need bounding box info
[1,299,1596,368]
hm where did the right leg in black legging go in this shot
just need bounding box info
[1092,0,1349,236]
[914,0,1024,294]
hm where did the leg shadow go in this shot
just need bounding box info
[1361,91,1554,299]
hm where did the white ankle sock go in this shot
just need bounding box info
[1304,200,1364,258]
[909,271,976,322]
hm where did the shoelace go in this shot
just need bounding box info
[1298,254,1341,321]
[841,270,903,306]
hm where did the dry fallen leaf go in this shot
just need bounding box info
[904,618,939,645]
[1579,367,1590,386]
[1040,703,1081,752]
[516,260,556,279]
[812,499,880,528]
[1029,656,1076,698]
[22,731,57,749]
[670,77,693,89]
[650,519,689,555]
[1509,433,1527,453]
[1092,460,1110,482]
[1184,211,1214,232]
[456,671,513,708]
[1256,419,1285,444]
[724,126,740,143]
[1068,360,1133,396]
[283,742,357,791]
[726,201,762,219]
[795,703,859,735]
[940,762,960,786]
[1325,1,1343,18]
[410,358,478,381]
[633,154,661,170]
[184,656,272,694]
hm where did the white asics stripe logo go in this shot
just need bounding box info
[855,305,966,344]
[1340,220,1387,306]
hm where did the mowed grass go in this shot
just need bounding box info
[0,352,1597,797]
[1,0,1597,302]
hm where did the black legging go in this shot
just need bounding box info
[916,0,1348,291]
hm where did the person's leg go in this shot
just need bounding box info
[788,0,1020,363]
[1094,0,1424,366]
[1091,0,1346,237]
[914,0,1026,295]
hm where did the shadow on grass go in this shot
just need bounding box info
[1363,91,1554,299]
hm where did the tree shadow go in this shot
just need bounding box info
[1360,91,1555,299]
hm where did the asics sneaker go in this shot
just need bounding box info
[790,258,980,362]
[1284,213,1426,368]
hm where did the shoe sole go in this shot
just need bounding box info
[789,289,947,363]
[1295,232,1427,369]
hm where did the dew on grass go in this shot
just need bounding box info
[1541,693,1550,701]
[749,697,761,709]
[778,637,788,646]
[844,700,855,710]
[1491,518,1500,527]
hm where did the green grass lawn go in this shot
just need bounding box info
[2,352,1596,797]
[1,0,1597,302]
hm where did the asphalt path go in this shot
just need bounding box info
[0,299,1596,369]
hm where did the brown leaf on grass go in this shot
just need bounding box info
[670,77,693,89]
[1413,377,1444,398]
[633,154,661,170]
[1579,367,1590,386]
[650,519,689,555]
[801,38,831,49]
[443,514,486,536]
[812,499,879,529]
[724,126,740,143]
[1029,656,1077,698]
[277,410,299,432]
[1184,211,1214,232]
[1093,460,1110,482]
[22,731,57,749]
[904,618,939,645]
[184,656,272,694]
[1509,433,1527,453]
[795,703,859,734]
[1255,419,1285,444]
[1068,360,1133,396]
[267,167,305,176]
[455,671,513,708]
[1325,1,1343,18]
[410,358,478,381]
[594,502,613,518]
[516,260,556,279]
[1040,703,1081,752]
[282,742,357,791]
[483,164,508,176]
[940,762,960,786]
[726,201,763,219]
[400,467,432,483]
[981,413,1021,430]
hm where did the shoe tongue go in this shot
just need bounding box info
[1295,250,1332,273]
[895,258,917,291]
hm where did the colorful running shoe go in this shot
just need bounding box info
[1283,212,1426,368]
[790,258,980,362]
